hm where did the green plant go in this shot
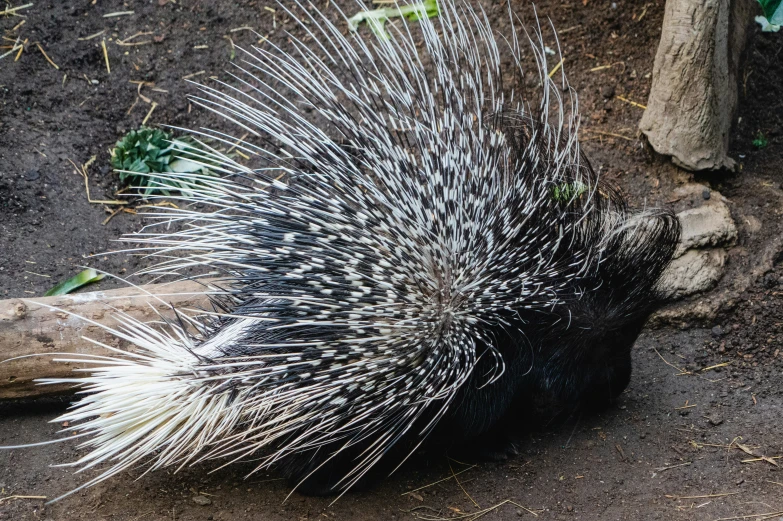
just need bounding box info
[110,127,218,196]
[752,131,769,149]
[551,182,587,203]
[45,268,105,296]
[348,0,440,40]
[756,0,782,31]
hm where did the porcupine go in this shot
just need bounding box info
[6,0,680,500]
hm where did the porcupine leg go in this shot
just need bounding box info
[439,330,535,461]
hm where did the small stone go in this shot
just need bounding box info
[192,495,212,506]
[516,509,524,517]
[24,170,40,181]
[702,188,711,200]
[674,201,737,256]
[708,416,724,426]
[711,325,724,338]
[763,272,778,288]
[600,85,615,99]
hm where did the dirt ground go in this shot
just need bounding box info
[1,0,782,520]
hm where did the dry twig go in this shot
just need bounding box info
[0,495,47,505]
[35,41,59,69]
[0,3,34,16]
[68,157,127,205]
[101,39,110,73]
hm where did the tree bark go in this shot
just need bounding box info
[639,0,754,171]
[0,280,210,400]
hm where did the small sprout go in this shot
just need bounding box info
[348,0,440,40]
[110,127,220,196]
[45,269,105,296]
[551,182,587,203]
[752,131,769,149]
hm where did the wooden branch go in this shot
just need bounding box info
[0,280,210,400]
[639,0,754,171]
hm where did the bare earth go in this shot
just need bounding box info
[1,1,782,520]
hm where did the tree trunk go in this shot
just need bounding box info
[0,280,210,400]
[639,0,754,171]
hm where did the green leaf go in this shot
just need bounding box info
[129,157,151,173]
[752,132,769,149]
[551,182,587,203]
[402,0,439,21]
[169,158,206,173]
[348,0,440,40]
[44,269,106,297]
[758,0,783,24]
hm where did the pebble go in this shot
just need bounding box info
[702,188,711,200]
[711,325,724,338]
[24,170,40,181]
[600,85,615,99]
[192,495,212,506]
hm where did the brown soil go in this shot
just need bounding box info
[1,1,782,520]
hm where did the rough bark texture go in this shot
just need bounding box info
[0,281,210,400]
[639,0,754,171]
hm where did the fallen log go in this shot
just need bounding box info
[0,280,211,400]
